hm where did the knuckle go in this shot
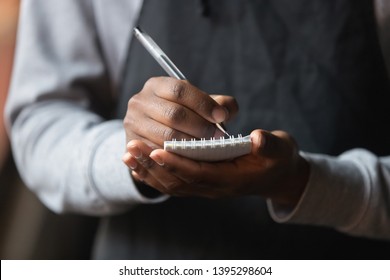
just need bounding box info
[162,127,175,141]
[128,92,142,107]
[123,115,131,127]
[171,80,187,100]
[126,95,142,118]
[164,105,187,124]
[197,96,216,118]
[196,97,208,112]
[138,156,155,169]
[126,97,135,113]
[123,111,140,133]
[127,95,135,108]
[161,127,182,141]
[123,112,135,129]
[144,77,158,90]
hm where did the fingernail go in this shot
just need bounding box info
[122,153,131,162]
[128,145,142,159]
[123,153,138,170]
[128,159,138,170]
[212,106,228,123]
[150,153,164,166]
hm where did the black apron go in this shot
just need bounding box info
[94,0,390,259]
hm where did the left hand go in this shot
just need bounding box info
[122,129,309,207]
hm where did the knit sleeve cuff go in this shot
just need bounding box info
[90,121,168,213]
[267,151,370,230]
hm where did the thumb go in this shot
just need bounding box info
[210,95,239,121]
[250,129,296,157]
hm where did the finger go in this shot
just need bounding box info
[126,140,189,195]
[122,151,167,192]
[126,144,190,195]
[126,91,217,140]
[123,152,153,181]
[124,97,164,148]
[125,91,190,147]
[123,147,155,184]
[122,152,138,171]
[127,140,157,169]
[145,98,217,139]
[250,129,294,157]
[144,77,228,124]
[127,116,196,147]
[210,95,239,121]
[131,169,169,194]
[147,150,207,196]
[149,149,220,186]
[150,149,245,198]
[129,158,171,195]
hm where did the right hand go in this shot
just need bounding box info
[123,76,238,149]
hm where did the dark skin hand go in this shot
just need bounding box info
[123,76,236,148]
[123,77,309,208]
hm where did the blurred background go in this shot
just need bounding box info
[0,0,97,259]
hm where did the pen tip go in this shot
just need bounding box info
[216,123,230,137]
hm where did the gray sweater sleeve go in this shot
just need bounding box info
[268,149,390,240]
[5,0,166,215]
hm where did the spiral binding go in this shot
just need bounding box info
[164,134,252,162]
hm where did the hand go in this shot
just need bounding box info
[123,129,309,208]
[123,77,238,148]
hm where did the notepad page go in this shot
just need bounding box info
[164,135,252,162]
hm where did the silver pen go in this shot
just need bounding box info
[133,26,229,137]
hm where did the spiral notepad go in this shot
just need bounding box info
[164,134,252,162]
